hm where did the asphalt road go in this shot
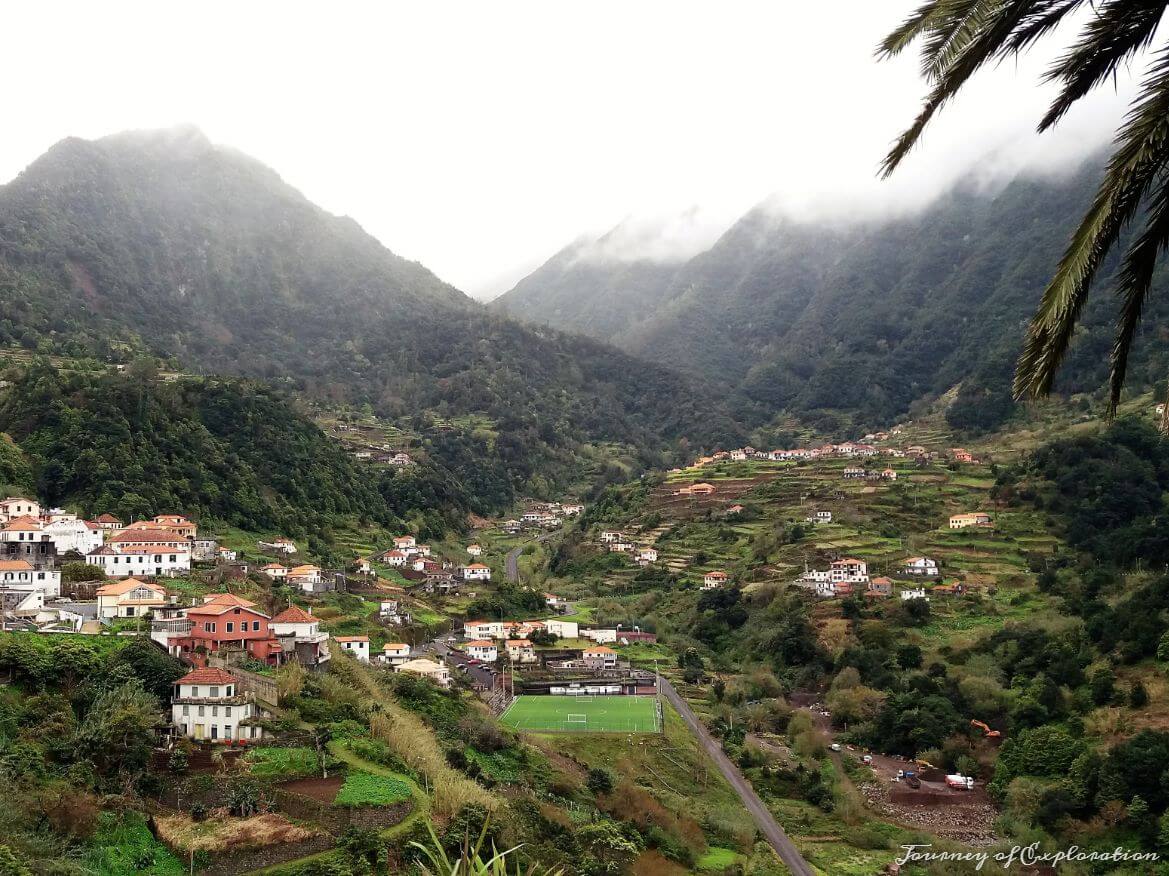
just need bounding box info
[421,638,497,690]
[659,678,816,876]
[505,544,523,582]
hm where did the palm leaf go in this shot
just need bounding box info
[1109,169,1169,412]
[1039,0,1165,131]
[1014,47,1169,398]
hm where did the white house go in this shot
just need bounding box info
[171,668,262,742]
[806,510,833,525]
[379,600,399,618]
[561,504,584,516]
[258,537,297,555]
[900,587,929,601]
[218,547,238,562]
[0,516,43,544]
[287,564,323,592]
[949,513,992,529]
[96,577,168,618]
[465,640,498,662]
[600,531,623,543]
[0,497,40,522]
[380,642,411,666]
[42,517,103,555]
[464,619,508,640]
[903,557,940,577]
[261,563,288,580]
[336,636,370,662]
[545,619,579,639]
[466,544,483,557]
[506,639,537,663]
[86,545,190,578]
[270,605,331,667]
[702,571,728,589]
[0,559,61,600]
[829,558,868,584]
[382,550,408,567]
[353,557,374,576]
[393,535,417,553]
[462,563,491,581]
[395,658,450,687]
[609,541,634,553]
[580,628,618,644]
[545,593,568,611]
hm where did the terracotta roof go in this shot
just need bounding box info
[261,563,286,571]
[176,668,237,685]
[705,571,728,578]
[0,559,34,571]
[96,578,165,596]
[336,635,369,643]
[506,639,532,646]
[382,643,409,650]
[96,514,122,524]
[465,563,489,570]
[465,640,495,647]
[203,593,257,607]
[271,605,315,624]
[2,515,42,531]
[110,529,188,544]
[585,646,615,654]
[288,565,321,575]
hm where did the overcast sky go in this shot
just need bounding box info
[2,2,1138,298]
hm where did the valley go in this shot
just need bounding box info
[2,127,1169,876]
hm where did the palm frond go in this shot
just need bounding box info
[1039,0,1166,131]
[1014,47,1169,399]
[922,0,1005,83]
[1109,169,1169,413]
[1005,0,1087,53]
[880,0,1038,177]
[877,0,953,59]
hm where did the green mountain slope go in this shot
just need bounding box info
[0,127,744,477]
[497,161,1169,431]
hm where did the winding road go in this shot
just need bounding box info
[658,678,816,876]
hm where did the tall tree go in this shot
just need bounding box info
[879,0,1169,419]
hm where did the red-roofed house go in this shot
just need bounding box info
[177,599,280,666]
[270,605,331,667]
[583,645,617,670]
[335,635,370,663]
[171,668,263,742]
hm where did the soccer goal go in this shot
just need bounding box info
[566,714,588,725]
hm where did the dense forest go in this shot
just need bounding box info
[0,365,491,539]
[0,127,743,476]
[498,159,1169,434]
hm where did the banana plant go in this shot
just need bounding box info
[410,820,564,876]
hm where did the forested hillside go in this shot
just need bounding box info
[0,366,487,540]
[498,160,1169,433]
[0,128,743,485]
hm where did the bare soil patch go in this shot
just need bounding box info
[279,774,343,803]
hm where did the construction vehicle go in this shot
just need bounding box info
[970,719,1002,739]
[903,770,921,789]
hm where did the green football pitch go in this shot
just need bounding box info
[499,695,660,733]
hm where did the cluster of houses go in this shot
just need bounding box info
[798,553,971,601]
[501,501,583,534]
[599,531,659,566]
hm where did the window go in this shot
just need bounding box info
[212,706,218,717]
[190,686,199,697]
[252,621,260,631]
[225,706,232,717]
[226,622,234,633]
[210,686,219,697]
[170,555,177,562]
[197,705,205,717]
[182,705,189,716]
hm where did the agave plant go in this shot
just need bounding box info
[410,820,564,876]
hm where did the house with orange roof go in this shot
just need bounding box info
[261,562,288,580]
[466,544,482,557]
[582,645,617,670]
[96,578,168,618]
[464,640,497,662]
[949,512,992,529]
[258,537,297,555]
[287,564,325,593]
[505,639,536,663]
[830,558,869,584]
[380,642,411,666]
[270,605,331,667]
[462,563,491,582]
[151,515,197,539]
[179,598,280,666]
[171,668,263,742]
[353,557,374,576]
[0,497,40,522]
[95,513,123,530]
[381,549,408,567]
[0,558,61,600]
[335,635,370,663]
[702,570,728,590]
